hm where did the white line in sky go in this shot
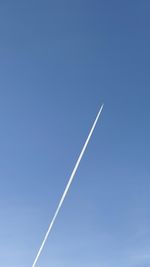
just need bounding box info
[32,104,104,267]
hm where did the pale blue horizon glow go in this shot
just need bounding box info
[0,1,150,267]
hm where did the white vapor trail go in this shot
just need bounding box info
[32,104,104,267]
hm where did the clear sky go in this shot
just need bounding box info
[0,1,150,267]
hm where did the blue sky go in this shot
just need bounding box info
[0,1,150,266]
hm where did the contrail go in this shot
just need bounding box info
[32,104,104,267]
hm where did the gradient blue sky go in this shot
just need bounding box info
[0,1,150,266]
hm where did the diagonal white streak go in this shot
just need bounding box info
[32,104,104,267]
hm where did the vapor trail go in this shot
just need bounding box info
[32,104,104,267]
